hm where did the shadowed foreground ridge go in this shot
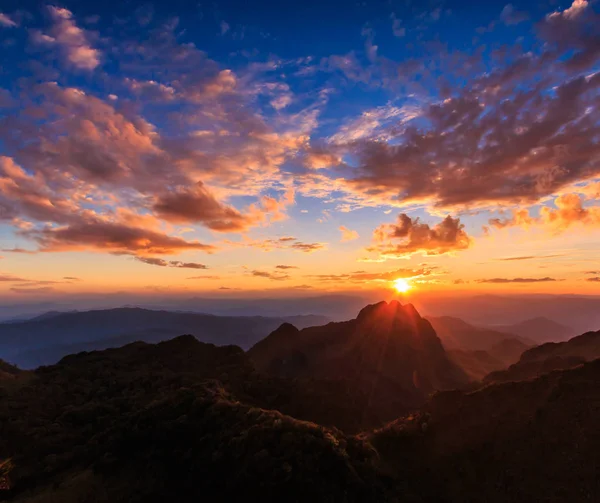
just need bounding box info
[1,306,599,502]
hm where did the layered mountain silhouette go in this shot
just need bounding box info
[250,301,469,420]
[491,316,572,344]
[428,315,531,350]
[0,308,329,369]
[1,319,599,502]
[426,316,532,380]
[485,329,600,384]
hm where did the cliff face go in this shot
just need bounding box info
[250,301,469,419]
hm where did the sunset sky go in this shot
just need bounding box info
[0,0,599,298]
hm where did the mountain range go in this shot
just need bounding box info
[0,308,329,369]
[485,329,600,384]
[1,301,599,502]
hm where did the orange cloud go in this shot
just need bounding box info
[489,194,600,232]
[339,225,359,242]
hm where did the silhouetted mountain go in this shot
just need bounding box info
[492,316,572,344]
[250,301,469,420]
[371,359,600,502]
[0,337,389,502]
[449,337,534,380]
[1,330,599,502]
[485,329,600,384]
[428,315,530,350]
[0,308,329,369]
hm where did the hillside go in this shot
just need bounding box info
[0,308,329,369]
[370,359,600,502]
[1,331,599,502]
[0,337,387,502]
[0,360,21,381]
[250,301,469,420]
[485,329,600,384]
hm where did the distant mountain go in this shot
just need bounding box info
[446,349,505,381]
[250,301,469,421]
[484,329,600,384]
[0,308,329,369]
[428,315,530,350]
[492,317,572,344]
[418,294,600,333]
[1,328,599,501]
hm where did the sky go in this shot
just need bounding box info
[0,0,599,300]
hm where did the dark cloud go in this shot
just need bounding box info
[275,265,298,269]
[368,213,471,259]
[250,270,291,281]
[153,183,253,232]
[586,277,600,282]
[477,277,558,283]
[25,219,215,255]
[134,257,208,269]
[290,242,327,253]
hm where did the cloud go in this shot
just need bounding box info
[308,266,435,283]
[368,213,471,259]
[47,6,101,70]
[250,270,290,281]
[0,274,27,282]
[187,275,220,280]
[135,256,209,269]
[275,265,298,269]
[26,219,215,255]
[477,277,558,283]
[154,184,294,232]
[1,247,37,254]
[391,13,405,37]
[500,4,529,25]
[220,21,230,35]
[0,13,17,27]
[490,194,600,232]
[587,277,600,282]
[63,276,81,281]
[495,254,564,261]
[290,242,327,252]
[339,225,359,242]
[228,237,327,253]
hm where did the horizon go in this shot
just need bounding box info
[0,0,600,298]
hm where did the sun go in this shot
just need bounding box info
[393,278,412,294]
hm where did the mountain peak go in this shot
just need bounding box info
[356,300,423,325]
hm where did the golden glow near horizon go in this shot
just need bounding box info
[393,278,412,294]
